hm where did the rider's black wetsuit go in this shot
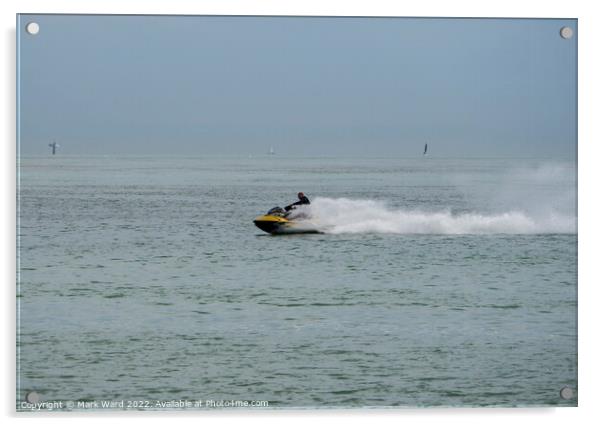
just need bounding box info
[285,196,310,211]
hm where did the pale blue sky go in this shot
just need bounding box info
[18,15,577,158]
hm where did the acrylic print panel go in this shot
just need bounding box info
[16,14,577,410]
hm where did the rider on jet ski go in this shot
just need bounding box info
[254,192,317,234]
[285,192,310,212]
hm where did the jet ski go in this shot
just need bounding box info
[253,206,320,235]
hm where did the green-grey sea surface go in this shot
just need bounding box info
[17,156,577,409]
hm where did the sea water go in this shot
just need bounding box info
[17,156,577,408]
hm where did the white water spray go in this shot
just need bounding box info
[308,197,575,235]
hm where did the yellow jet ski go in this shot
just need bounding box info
[253,206,320,235]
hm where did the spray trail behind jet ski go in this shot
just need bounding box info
[308,197,575,235]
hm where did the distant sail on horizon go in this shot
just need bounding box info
[423,143,428,156]
[48,140,60,155]
[269,146,275,155]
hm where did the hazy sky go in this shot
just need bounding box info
[18,15,577,158]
